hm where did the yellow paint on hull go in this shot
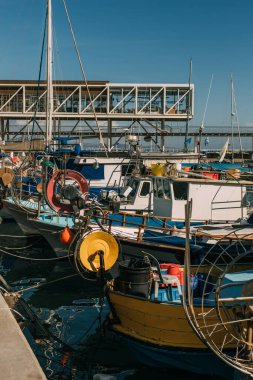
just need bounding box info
[108,288,235,350]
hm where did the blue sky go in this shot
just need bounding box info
[0,0,253,128]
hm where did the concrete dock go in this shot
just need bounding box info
[0,293,46,380]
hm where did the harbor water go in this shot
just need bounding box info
[0,219,222,380]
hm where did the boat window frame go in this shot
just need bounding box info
[173,182,188,200]
[163,178,171,199]
[139,181,151,197]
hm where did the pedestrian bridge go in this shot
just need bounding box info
[0,80,194,121]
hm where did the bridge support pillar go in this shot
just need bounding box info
[107,119,112,151]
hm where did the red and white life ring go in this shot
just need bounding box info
[46,169,89,214]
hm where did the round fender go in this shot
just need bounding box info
[46,169,88,214]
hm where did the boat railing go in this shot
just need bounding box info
[210,181,253,220]
[97,211,235,242]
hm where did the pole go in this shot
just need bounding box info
[46,0,53,148]
[184,59,192,152]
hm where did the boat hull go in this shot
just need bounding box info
[2,200,39,235]
[28,218,70,257]
[120,335,233,379]
[107,288,235,379]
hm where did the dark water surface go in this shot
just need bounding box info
[0,220,220,380]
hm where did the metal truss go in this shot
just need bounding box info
[0,80,194,121]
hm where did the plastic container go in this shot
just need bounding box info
[119,259,152,298]
[150,285,181,302]
[150,287,170,302]
[225,168,240,179]
[202,171,221,180]
[168,264,180,276]
[151,163,166,176]
[159,263,184,285]
[190,274,198,296]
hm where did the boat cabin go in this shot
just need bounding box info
[119,176,153,212]
[152,176,253,221]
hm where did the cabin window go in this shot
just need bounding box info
[121,164,136,176]
[163,179,171,199]
[156,178,164,198]
[173,182,188,200]
[153,178,157,197]
[128,178,139,198]
[243,186,253,207]
[140,182,150,196]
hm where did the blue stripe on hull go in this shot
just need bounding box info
[122,336,234,379]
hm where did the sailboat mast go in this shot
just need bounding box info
[46,0,53,148]
[231,75,235,163]
[184,59,192,152]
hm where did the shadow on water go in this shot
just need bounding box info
[0,220,222,379]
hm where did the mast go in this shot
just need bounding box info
[231,75,235,163]
[46,0,53,148]
[184,59,192,152]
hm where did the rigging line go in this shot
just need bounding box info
[14,273,79,295]
[232,81,244,163]
[184,58,192,152]
[62,0,108,157]
[201,74,213,130]
[0,234,38,238]
[0,241,43,250]
[0,247,73,261]
[29,8,47,152]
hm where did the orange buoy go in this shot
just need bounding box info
[59,226,74,245]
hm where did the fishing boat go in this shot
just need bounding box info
[20,167,253,258]
[181,202,253,379]
[71,217,253,379]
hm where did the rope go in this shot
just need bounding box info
[61,0,108,157]
[0,234,39,238]
[0,247,72,261]
[14,273,79,295]
[0,238,43,250]
[28,9,47,153]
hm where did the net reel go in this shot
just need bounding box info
[74,230,119,280]
[183,217,253,378]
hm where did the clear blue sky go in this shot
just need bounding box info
[1,0,253,127]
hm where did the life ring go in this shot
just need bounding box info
[46,169,88,214]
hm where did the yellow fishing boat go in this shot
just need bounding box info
[104,257,251,379]
[74,228,253,379]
